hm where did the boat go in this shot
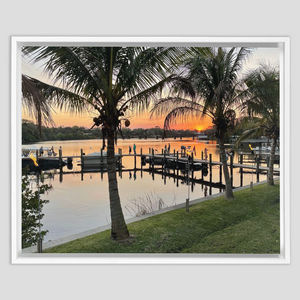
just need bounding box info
[196,133,208,140]
[22,147,69,171]
[143,156,164,165]
[79,151,121,170]
[165,159,203,171]
[252,146,279,152]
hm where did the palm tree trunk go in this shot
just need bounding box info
[267,137,277,186]
[219,139,234,198]
[107,133,129,240]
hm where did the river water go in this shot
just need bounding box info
[23,138,270,242]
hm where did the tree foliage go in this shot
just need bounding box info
[236,63,279,185]
[22,46,196,240]
[22,167,52,248]
[22,119,199,143]
[151,47,252,198]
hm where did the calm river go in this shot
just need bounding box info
[23,138,269,242]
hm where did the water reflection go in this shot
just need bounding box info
[23,138,278,242]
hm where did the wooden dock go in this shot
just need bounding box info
[50,146,280,190]
[131,153,279,173]
[60,148,279,173]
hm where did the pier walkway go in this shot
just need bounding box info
[60,151,279,174]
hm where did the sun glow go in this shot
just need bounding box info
[21,47,279,132]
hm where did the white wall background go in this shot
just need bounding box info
[1,1,298,299]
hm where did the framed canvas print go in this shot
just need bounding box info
[11,36,290,264]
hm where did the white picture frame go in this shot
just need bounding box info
[11,36,290,264]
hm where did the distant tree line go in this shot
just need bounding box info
[22,119,102,143]
[22,120,203,144]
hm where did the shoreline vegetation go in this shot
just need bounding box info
[22,119,210,144]
[42,181,280,254]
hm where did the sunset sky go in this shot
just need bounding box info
[22,47,280,131]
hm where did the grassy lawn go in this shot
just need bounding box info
[44,181,280,254]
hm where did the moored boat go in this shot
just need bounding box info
[79,151,121,170]
[165,159,202,171]
[22,147,69,171]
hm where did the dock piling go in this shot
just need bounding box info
[80,149,83,169]
[256,156,260,182]
[239,154,243,187]
[209,153,212,182]
[230,154,233,186]
[118,148,122,171]
[186,198,190,212]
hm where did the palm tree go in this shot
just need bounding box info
[151,47,252,199]
[22,74,56,137]
[22,46,194,239]
[236,64,279,186]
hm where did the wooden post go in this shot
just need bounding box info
[186,198,189,213]
[35,149,39,168]
[37,238,42,253]
[176,151,179,169]
[134,151,136,170]
[230,153,233,186]
[240,153,243,187]
[59,147,62,165]
[100,149,103,170]
[191,174,194,192]
[256,155,260,182]
[140,148,143,169]
[209,153,212,183]
[59,166,63,183]
[80,149,83,169]
[118,148,122,171]
[118,149,122,177]
[239,153,243,164]
[152,148,154,169]
[201,151,204,181]
[256,155,259,172]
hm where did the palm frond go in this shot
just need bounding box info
[234,126,261,150]
[24,75,88,114]
[163,106,204,132]
[22,74,55,136]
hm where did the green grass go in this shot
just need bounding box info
[44,182,280,254]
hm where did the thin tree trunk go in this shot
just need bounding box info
[107,133,129,240]
[267,137,277,186]
[219,139,234,198]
